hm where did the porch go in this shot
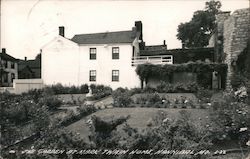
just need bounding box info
[132,55,173,66]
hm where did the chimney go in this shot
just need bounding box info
[135,21,143,41]
[216,11,231,36]
[59,26,65,37]
[25,57,27,61]
[163,40,166,46]
[163,40,167,49]
[2,48,6,54]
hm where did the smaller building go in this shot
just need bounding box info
[0,48,18,87]
[137,44,215,89]
[18,55,41,79]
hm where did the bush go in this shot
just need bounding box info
[112,88,132,107]
[135,95,148,105]
[90,84,113,100]
[143,86,157,93]
[146,93,162,105]
[38,96,62,110]
[112,110,213,159]
[156,81,174,93]
[1,93,50,147]
[49,83,89,94]
[78,105,97,116]
[60,105,96,127]
[130,87,143,95]
[80,84,89,93]
[209,92,250,146]
[1,93,49,124]
[196,87,214,103]
[89,115,130,148]
[153,81,198,93]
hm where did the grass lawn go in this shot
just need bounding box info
[65,107,210,142]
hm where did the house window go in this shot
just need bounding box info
[11,62,15,69]
[89,70,96,81]
[112,47,119,59]
[3,60,7,68]
[11,73,15,82]
[3,73,8,83]
[90,48,96,60]
[112,70,119,81]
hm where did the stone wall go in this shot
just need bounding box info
[213,8,250,90]
[223,8,250,89]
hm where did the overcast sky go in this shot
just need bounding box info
[0,0,249,59]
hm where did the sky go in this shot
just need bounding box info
[0,0,249,59]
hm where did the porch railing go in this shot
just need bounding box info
[132,55,173,66]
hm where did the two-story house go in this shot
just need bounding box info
[0,48,18,87]
[42,22,144,89]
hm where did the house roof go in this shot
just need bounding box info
[0,52,17,62]
[71,30,136,44]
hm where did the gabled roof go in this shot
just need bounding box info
[71,30,136,44]
[0,52,17,61]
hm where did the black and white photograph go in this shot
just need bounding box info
[0,0,249,158]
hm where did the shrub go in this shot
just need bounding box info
[114,110,213,159]
[48,83,89,94]
[80,84,89,93]
[90,84,113,100]
[1,93,48,124]
[1,93,50,147]
[162,102,170,108]
[153,81,198,93]
[38,96,62,110]
[68,86,79,94]
[89,115,130,148]
[130,87,143,95]
[146,93,161,104]
[78,105,96,116]
[209,92,250,146]
[156,81,174,93]
[135,95,147,104]
[60,105,96,127]
[196,87,214,103]
[112,88,132,107]
[143,86,157,93]
[51,83,65,94]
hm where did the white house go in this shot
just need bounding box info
[42,22,145,89]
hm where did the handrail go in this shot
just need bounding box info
[132,55,173,66]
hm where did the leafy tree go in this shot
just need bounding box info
[176,0,222,48]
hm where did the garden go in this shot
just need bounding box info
[1,79,250,159]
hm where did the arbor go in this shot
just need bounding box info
[176,0,222,48]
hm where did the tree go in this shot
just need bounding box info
[176,0,222,48]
